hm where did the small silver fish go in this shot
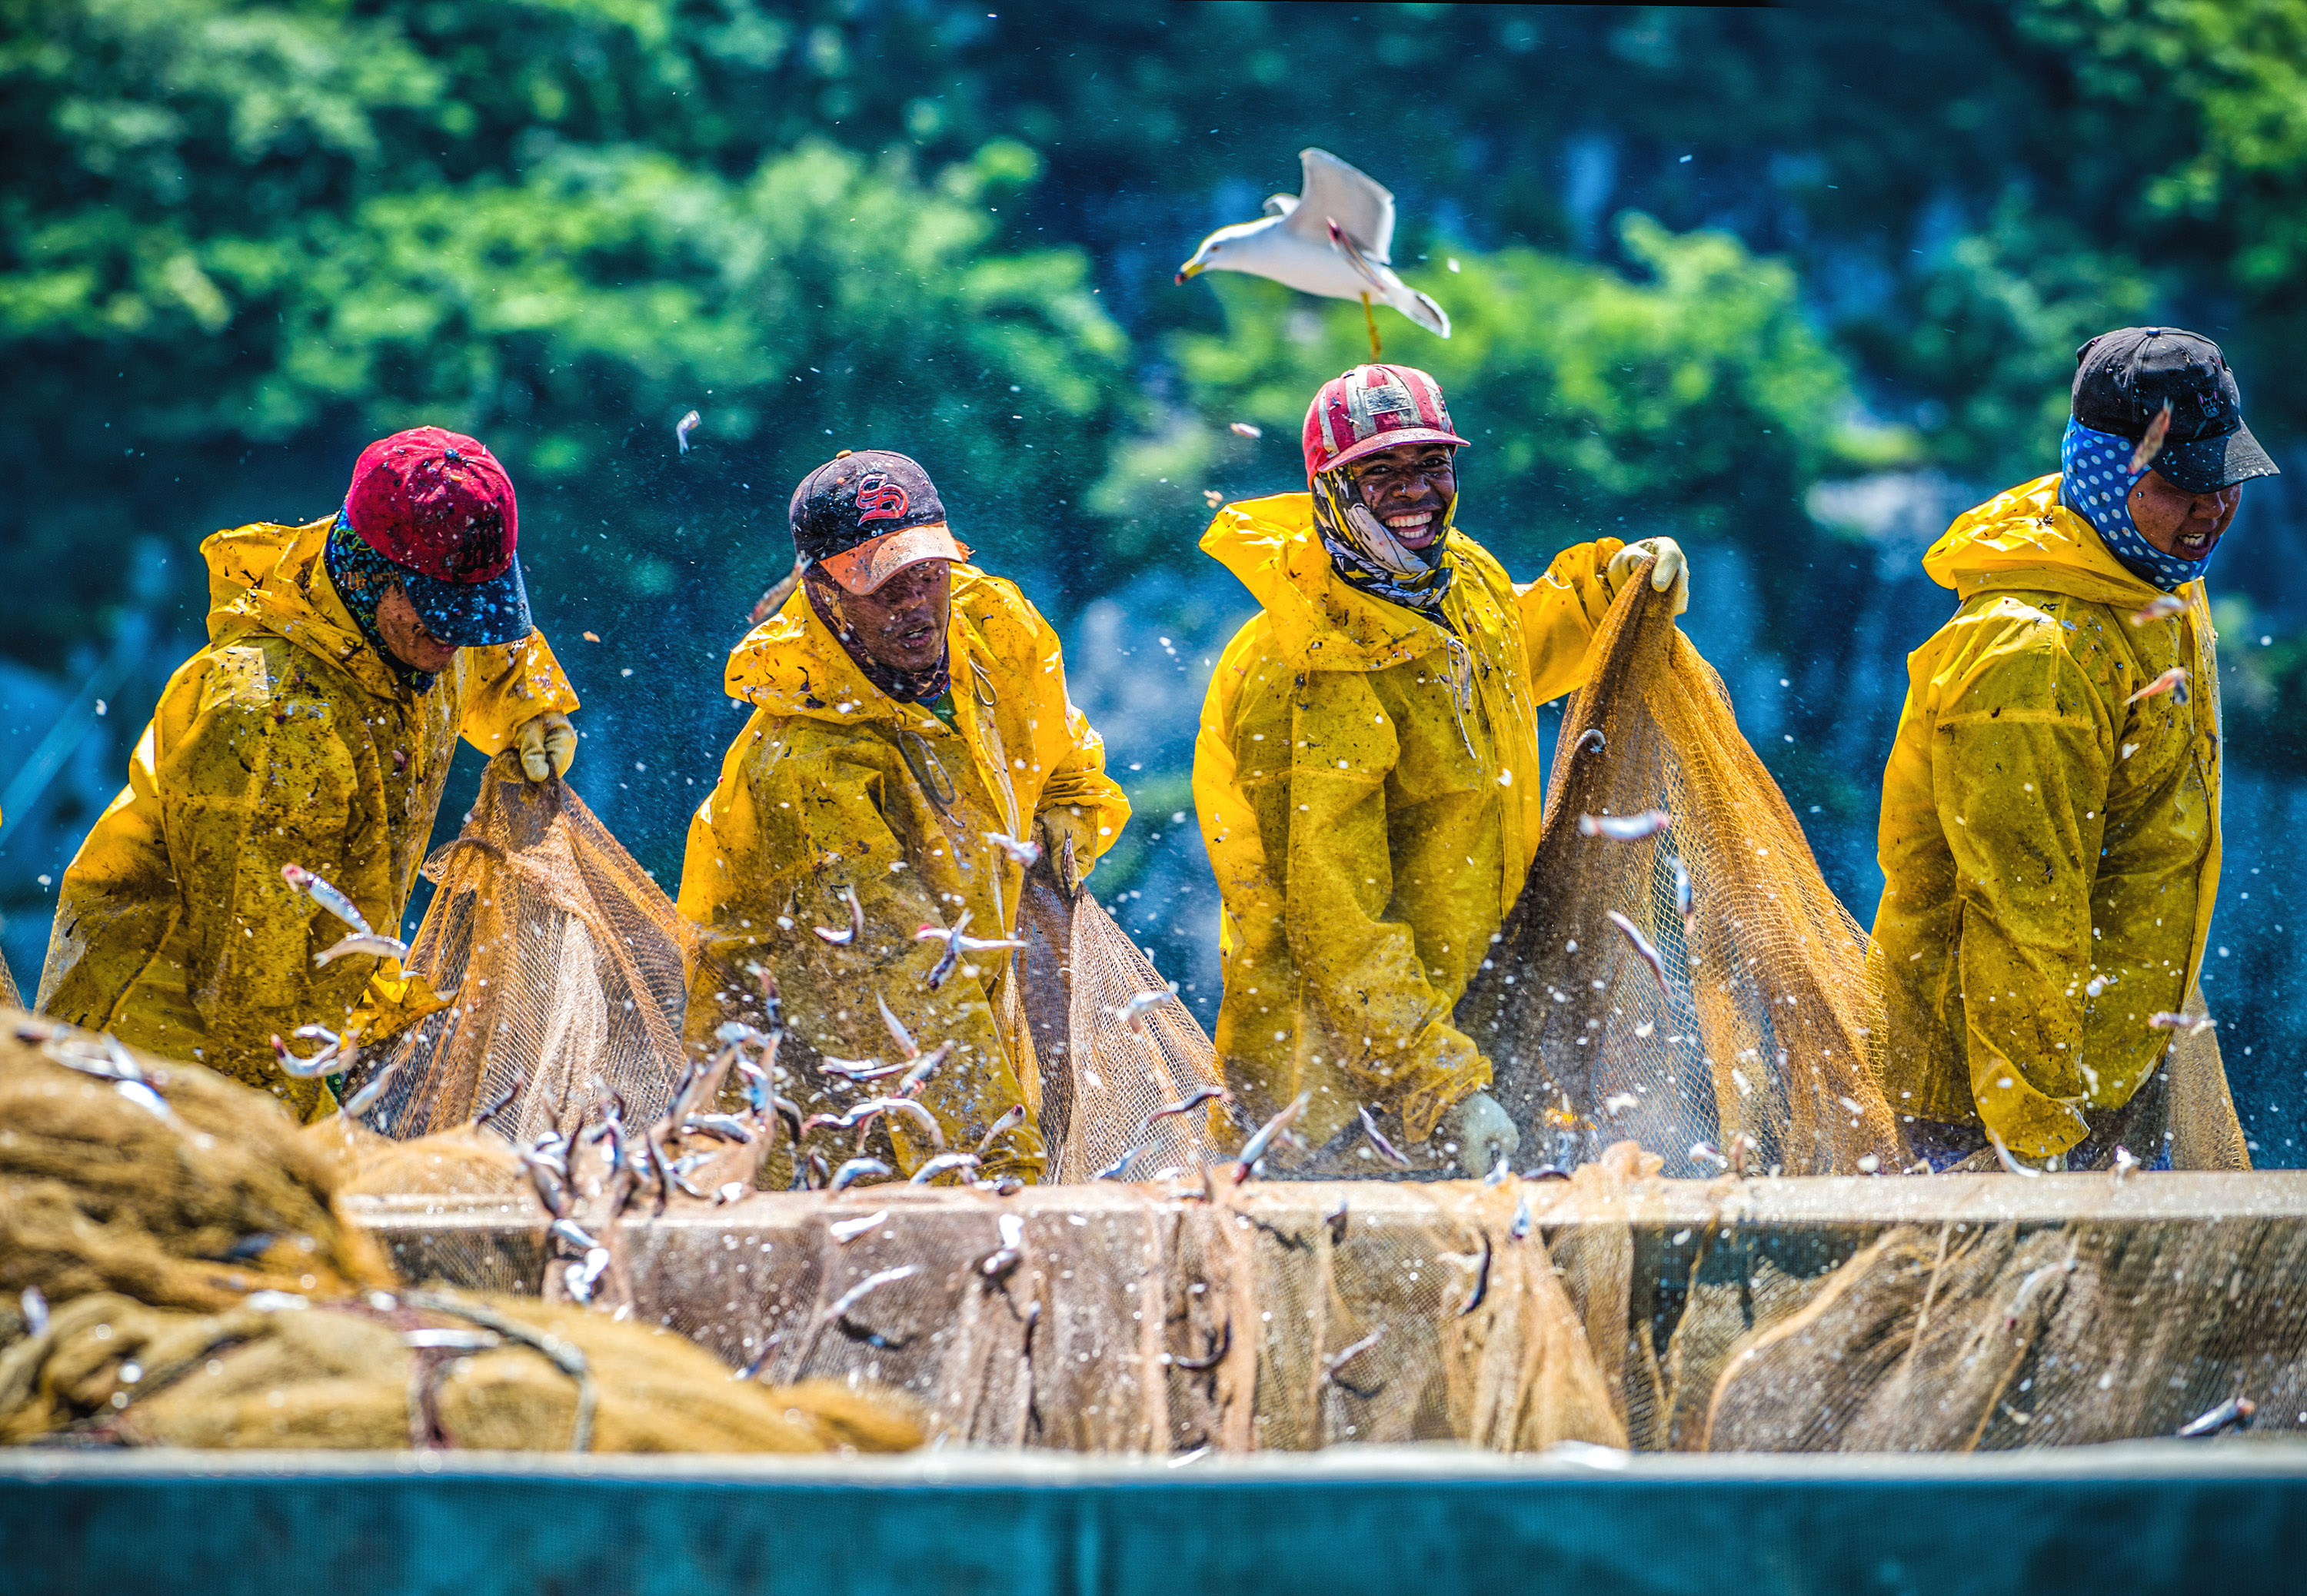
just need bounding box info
[827,1157,893,1192]
[1230,421,1263,438]
[896,1042,954,1095]
[676,409,701,454]
[2146,1011,2217,1037]
[20,1286,49,1338]
[682,1113,757,1143]
[914,909,1024,989]
[549,1218,603,1253]
[983,830,1042,867]
[1606,909,1671,996]
[814,886,866,946]
[820,1055,905,1082]
[1578,810,1670,842]
[1138,1086,1233,1142]
[281,863,371,936]
[1689,1141,1729,1172]
[977,1105,1027,1155]
[564,1247,611,1304]
[1233,1090,1313,1182]
[1110,985,1178,1038]
[1509,1193,1535,1241]
[2129,593,2186,626]
[1985,1127,2041,1179]
[1096,1144,1146,1181]
[270,1025,354,1079]
[910,1152,982,1185]
[1603,1092,1638,1118]
[314,930,408,968]
[2177,1395,2256,1439]
[828,1209,888,1244]
[979,1212,1028,1279]
[851,1096,947,1150]
[1455,1235,1494,1317]
[1482,1155,1512,1186]
[2128,397,2174,474]
[825,1264,921,1322]
[2125,666,2189,707]
[877,993,919,1059]
[1671,854,1695,927]
[1574,727,1606,756]
[1322,1326,1385,1382]
[337,1055,404,1119]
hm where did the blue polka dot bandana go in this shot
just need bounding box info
[2059,417,2213,592]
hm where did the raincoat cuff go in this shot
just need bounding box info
[1973,1068,2092,1159]
[1398,1041,1493,1145]
[345,963,455,1052]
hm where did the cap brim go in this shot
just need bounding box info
[817,523,972,595]
[2156,421,2280,494]
[1325,428,1470,475]
[403,557,533,647]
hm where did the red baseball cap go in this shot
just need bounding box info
[1302,364,1469,480]
[344,427,532,646]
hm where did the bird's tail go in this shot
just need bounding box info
[1399,288,1451,339]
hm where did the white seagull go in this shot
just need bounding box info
[1176,148,1450,355]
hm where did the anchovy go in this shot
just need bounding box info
[1230,421,1263,438]
[716,1182,747,1205]
[979,1212,1027,1280]
[314,930,408,968]
[1173,1321,1232,1372]
[1985,1128,2041,1179]
[1138,1086,1233,1142]
[914,910,1023,989]
[478,1074,528,1129]
[877,993,920,1060]
[820,1055,904,1082]
[2177,1395,2256,1439]
[1521,1165,1572,1182]
[1509,1193,1535,1242]
[675,409,701,454]
[1578,809,1670,842]
[715,1020,777,1050]
[337,1055,404,1119]
[978,1106,1027,1155]
[682,1113,757,1143]
[1482,1155,1512,1186]
[564,1247,611,1304]
[2128,397,2174,474]
[1110,986,1178,1038]
[281,863,371,936]
[2147,1011,2217,1037]
[1606,909,1672,996]
[910,1152,982,1185]
[1689,1141,1730,1172]
[1671,854,1695,928]
[1233,1090,1313,1181]
[825,1264,922,1323]
[827,1157,893,1193]
[983,830,1042,867]
[2004,1261,2076,1331]
[2129,593,2187,626]
[1095,1144,1146,1182]
[20,1286,48,1338]
[2126,666,2189,707]
[549,1218,604,1253]
[828,1209,888,1244]
[270,1028,355,1079]
[897,1042,954,1095]
[1574,727,1606,756]
[1327,1197,1350,1245]
[814,886,866,946]
[1455,1235,1495,1318]
[851,1096,947,1151]
[1322,1326,1385,1382]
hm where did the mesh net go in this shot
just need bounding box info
[349,757,696,1147]
[1458,570,1906,1179]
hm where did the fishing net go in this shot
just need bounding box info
[0,949,20,1010]
[0,1006,920,1455]
[1458,566,1905,1179]
[348,756,697,1148]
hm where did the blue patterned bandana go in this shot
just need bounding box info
[323,507,439,694]
[2059,417,2214,592]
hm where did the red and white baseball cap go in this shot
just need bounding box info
[1301,364,1469,480]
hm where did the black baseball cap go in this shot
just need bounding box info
[2073,327,2279,494]
[787,449,970,594]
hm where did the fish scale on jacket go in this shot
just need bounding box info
[1194,492,1621,1149]
[1869,474,2225,1158]
[37,517,579,1119]
[677,567,1128,1182]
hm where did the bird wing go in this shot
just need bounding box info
[1288,148,1395,263]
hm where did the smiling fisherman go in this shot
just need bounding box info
[678,450,1128,1182]
[1193,364,1690,1173]
[1872,328,2275,1172]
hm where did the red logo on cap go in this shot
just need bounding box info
[855,474,909,523]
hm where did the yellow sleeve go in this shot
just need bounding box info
[678,717,1044,1179]
[1253,670,1489,1140]
[1932,619,2114,1156]
[455,630,581,756]
[1513,537,1623,706]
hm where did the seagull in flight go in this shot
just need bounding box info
[1177,148,1450,356]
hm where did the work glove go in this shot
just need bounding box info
[1035,807,1098,896]
[1603,537,1690,617]
[1446,1090,1520,1174]
[513,710,577,783]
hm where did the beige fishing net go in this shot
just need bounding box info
[351,757,697,1148]
[1458,568,1905,1179]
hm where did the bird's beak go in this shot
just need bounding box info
[1176,259,1204,284]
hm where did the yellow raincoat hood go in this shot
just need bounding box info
[1194,494,1619,1146]
[677,567,1128,1181]
[38,517,578,1118]
[1870,475,2229,1157]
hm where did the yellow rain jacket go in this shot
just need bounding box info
[1870,475,2222,1157]
[1194,494,1621,1147]
[37,517,579,1120]
[677,568,1129,1181]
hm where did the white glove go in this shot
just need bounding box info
[1446,1091,1520,1173]
[1605,537,1690,617]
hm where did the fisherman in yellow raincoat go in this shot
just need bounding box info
[679,450,1128,1182]
[1195,364,1690,1172]
[38,427,581,1120]
[1872,328,2273,1171]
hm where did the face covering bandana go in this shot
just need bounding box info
[1310,463,1456,623]
[804,574,951,705]
[2059,418,2216,593]
[323,508,438,694]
